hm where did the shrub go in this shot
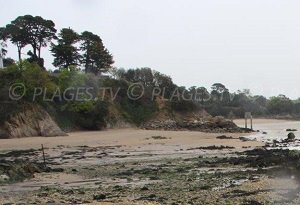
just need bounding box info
[63,100,108,130]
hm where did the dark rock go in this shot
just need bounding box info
[152,136,167,140]
[286,129,297,132]
[63,189,74,195]
[216,135,233,139]
[149,176,160,180]
[50,167,64,172]
[187,145,234,150]
[141,186,149,191]
[287,132,296,141]
[141,116,246,133]
[0,160,44,183]
[148,194,156,198]
[239,137,255,142]
[93,194,106,201]
[243,200,264,205]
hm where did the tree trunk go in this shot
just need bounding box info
[65,60,70,69]
[32,44,37,58]
[85,58,89,73]
[17,46,22,63]
[38,44,42,58]
[85,48,90,73]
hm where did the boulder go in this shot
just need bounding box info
[287,132,296,141]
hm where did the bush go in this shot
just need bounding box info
[0,61,57,103]
[120,99,158,125]
[63,100,108,130]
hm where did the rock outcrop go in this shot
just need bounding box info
[141,116,248,133]
[0,104,67,139]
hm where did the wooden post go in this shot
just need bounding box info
[41,144,46,167]
[245,112,252,129]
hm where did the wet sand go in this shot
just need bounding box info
[1,118,300,205]
[234,118,292,125]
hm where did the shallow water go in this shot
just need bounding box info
[236,120,300,149]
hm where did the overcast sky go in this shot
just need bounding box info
[1,0,300,99]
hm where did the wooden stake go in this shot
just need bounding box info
[41,144,46,167]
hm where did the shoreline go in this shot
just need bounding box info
[1,118,300,204]
[0,118,290,151]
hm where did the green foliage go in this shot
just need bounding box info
[102,78,128,99]
[80,31,114,74]
[63,100,108,130]
[169,87,197,112]
[0,61,55,103]
[20,61,57,102]
[3,58,15,67]
[54,68,86,90]
[51,28,80,68]
[0,64,22,88]
[3,15,113,73]
[0,102,23,124]
[171,100,196,112]
[267,95,293,114]
[0,62,109,130]
[3,14,300,132]
[211,83,228,94]
[120,99,158,125]
[4,15,56,63]
[2,22,28,61]
[103,77,158,125]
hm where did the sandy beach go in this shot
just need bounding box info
[0,128,262,151]
[1,118,300,205]
[0,118,289,151]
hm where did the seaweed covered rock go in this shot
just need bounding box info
[142,116,246,133]
[0,160,43,183]
[287,132,296,141]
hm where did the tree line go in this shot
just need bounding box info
[1,15,300,130]
[0,15,114,75]
[110,67,300,118]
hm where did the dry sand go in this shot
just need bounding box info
[0,118,288,151]
[0,128,262,151]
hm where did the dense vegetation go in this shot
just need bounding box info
[0,15,113,73]
[1,15,300,131]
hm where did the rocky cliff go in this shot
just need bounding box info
[0,104,67,139]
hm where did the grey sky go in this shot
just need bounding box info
[1,0,300,99]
